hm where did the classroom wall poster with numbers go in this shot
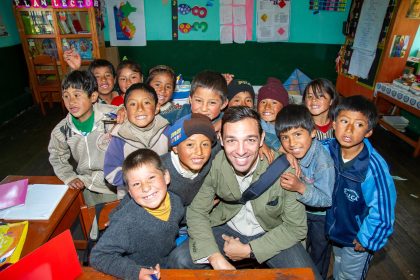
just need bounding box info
[106,0,146,46]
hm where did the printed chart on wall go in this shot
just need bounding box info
[176,0,219,40]
[106,0,146,46]
[220,0,254,44]
[256,0,290,42]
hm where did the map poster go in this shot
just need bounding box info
[106,0,146,46]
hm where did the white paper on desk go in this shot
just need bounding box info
[220,25,233,44]
[0,184,68,220]
[220,5,233,25]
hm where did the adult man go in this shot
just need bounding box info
[168,106,319,276]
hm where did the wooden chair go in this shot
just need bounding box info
[79,200,120,265]
[29,54,64,115]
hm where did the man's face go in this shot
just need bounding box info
[221,118,264,176]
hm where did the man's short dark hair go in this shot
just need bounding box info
[334,95,378,130]
[122,149,166,183]
[275,104,314,135]
[61,70,97,97]
[190,70,228,103]
[88,59,116,77]
[221,106,262,136]
[124,83,158,107]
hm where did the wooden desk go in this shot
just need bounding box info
[0,175,83,257]
[374,83,420,157]
[79,267,315,280]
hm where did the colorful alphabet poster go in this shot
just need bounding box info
[106,0,146,46]
[309,0,347,14]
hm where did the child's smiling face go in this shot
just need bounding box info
[92,66,115,96]
[257,98,283,123]
[189,87,227,121]
[149,72,174,106]
[126,89,159,128]
[62,87,97,122]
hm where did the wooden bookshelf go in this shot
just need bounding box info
[13,5,105,103]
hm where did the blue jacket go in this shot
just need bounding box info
[325,138,396,252]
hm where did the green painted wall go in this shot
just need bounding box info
[0,1,32,124]
[409,25,420,57]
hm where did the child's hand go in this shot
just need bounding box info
[222,73,235,85]
[139,264,160,280]
[63,49,81,70]
[280,172,305,194]
[68,178,85,190]
[259,142,274,163]
[353,239,366,252]
[116,107,127,124]
[208,252,236,270]
[285,153,301,178]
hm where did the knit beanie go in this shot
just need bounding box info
[166,113,216,147]
[227,79,255,101]
[257,77,289,106]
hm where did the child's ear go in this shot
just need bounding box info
[90,91,99,103]
[172,146,178,154]
[365,129,373,138]
[332,120,337,130]
[221,99,228,110]
[164,170,170,185]
[311,129,317,138]
[260,131,266,147]
[155,103,161,115]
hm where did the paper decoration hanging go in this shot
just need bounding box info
[309,0,347,14]
[220,0,254,44]
[256,0,290,42]
[106,0,146,46]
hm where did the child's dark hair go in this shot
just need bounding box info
[222,106,262,136]
[116,60,143,79]
[190,70,228,102]
[334,95,378,130]
[275,104,315,135]
[122,149,166,183]
[61,70,97,97]
[88,59,116,77]
[124,83,158,107]
[146,65,176,89]
[303,78,339,119]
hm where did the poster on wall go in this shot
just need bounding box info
[220,0,254,44]
[256,0,290,42]
[407,0,420,19]
[177,0,219,40]
[106,0,146,46]
[389,35,410,58]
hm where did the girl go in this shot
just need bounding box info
[303,78,339,140]
[111,60,143,106]
[146,65,177,114]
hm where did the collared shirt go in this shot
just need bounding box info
[227,161,265,236]
[170,151,198,179]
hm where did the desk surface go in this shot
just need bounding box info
[79,267,315,280]
[0,175,81,257]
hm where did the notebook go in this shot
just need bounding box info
[0,184,68,220]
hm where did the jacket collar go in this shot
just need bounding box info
[330,139,370,182]
[299,139,318,168]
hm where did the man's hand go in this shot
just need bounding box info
[63,49,81,70]
[280,172,305,194]
[285,153,301,178]
[222,234,251,261]
[353,239,366,252]
[138,264,160,280]
[208,252,236,270]
[259,142,274,163]
[68,178,85,190]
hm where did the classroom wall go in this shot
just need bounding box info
[0,1,32,124]
[409,25,420,57]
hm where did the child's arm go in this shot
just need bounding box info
[222,73,234,85]
[357,166,397,251]
[48,129,82,187]
[63,49,81,71]
[104,137,126,187]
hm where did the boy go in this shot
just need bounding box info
[104,83,169,199]
[325,95,396,280]
[161,70,228,127]
[226,79,255,108]
[48,70,117,206]
[88,59,119,104]
[257,77,289,150]
[275,104,335,279]
[91,149,184,280]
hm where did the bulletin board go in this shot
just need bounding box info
[104,0,351,44]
